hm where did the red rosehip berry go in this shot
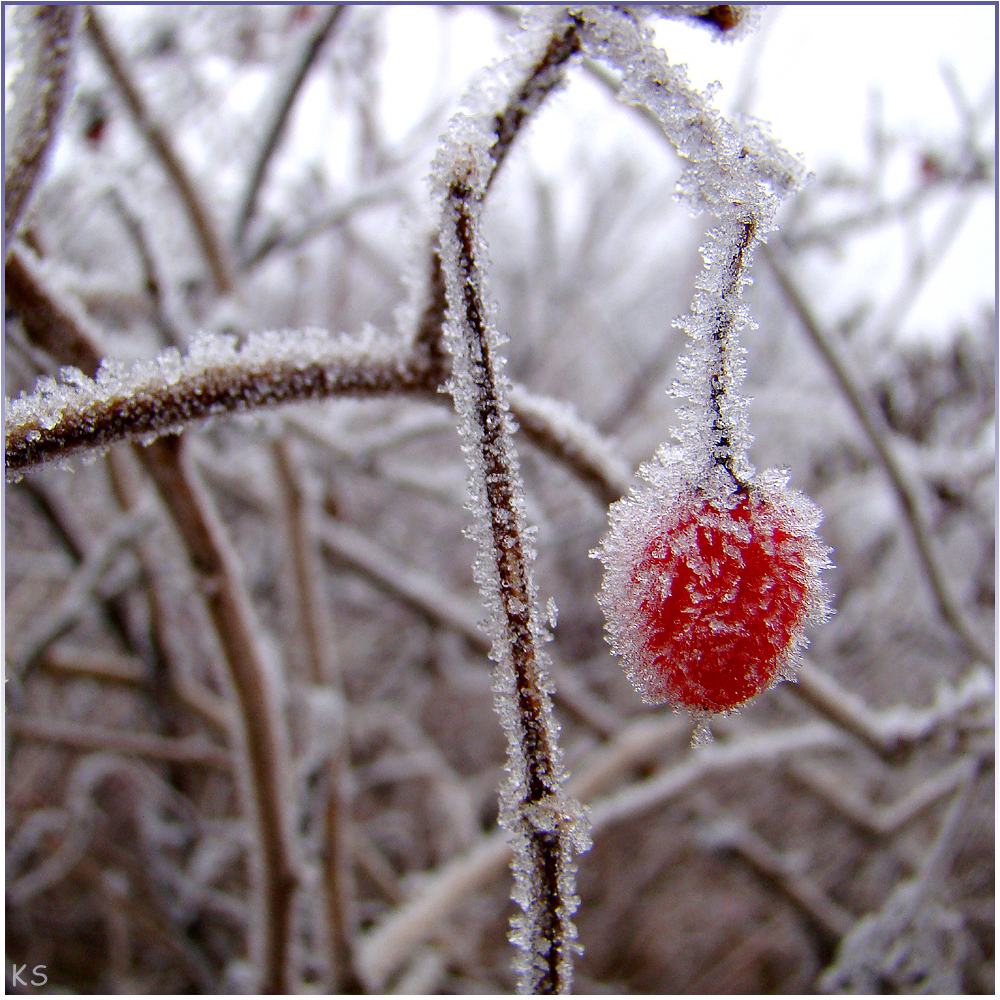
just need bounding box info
[595,474,831,719]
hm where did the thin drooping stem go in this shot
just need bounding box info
[4,5,78,247]
[704,216,757,488]
[84,6,235,295]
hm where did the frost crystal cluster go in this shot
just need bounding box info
[583,5,831,730]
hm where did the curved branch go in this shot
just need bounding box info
[5,328,438,481]
[5,243,630,508]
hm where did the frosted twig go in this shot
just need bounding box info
[7,715,231,770]
[874,191,976,342]
[508,384,634,506]
[762,244,993,666]
[352,705,478,852]
[234,5,345,250]
[487,15,583,184]
[7,501,154,675]
[4,5,78,246]
[789,754,981,838]
[5,327,437,482]
[84,6,235,295]
[568,6,804,498]
[5,244,105,376]
[105,444,234,736]
[417,23,642,981]
[6,262,631,509]
[244,180,408,270]
[818,770,979,993]
[410,8,584,376]
[355,716,829,990]
[587,722,845,831]
[271,438,359,991]
[6,808,90,906]
[107,188,188,349]
[317,515,622,736]
[440,151,590,994]
[791,658,993,757]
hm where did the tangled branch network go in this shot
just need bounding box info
[5,4,992,995]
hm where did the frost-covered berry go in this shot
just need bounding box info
[594,472,831,718]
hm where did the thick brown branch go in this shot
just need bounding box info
[6,329,438,481]
[6,246,627,510]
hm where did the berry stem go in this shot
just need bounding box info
[708,216,756,489]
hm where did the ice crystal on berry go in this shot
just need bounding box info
[594,468,831,722]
